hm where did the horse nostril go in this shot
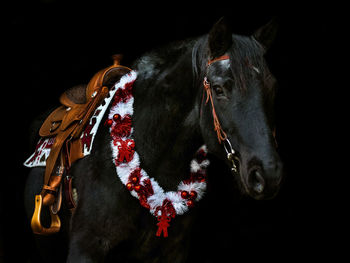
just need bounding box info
[248,169,265,194]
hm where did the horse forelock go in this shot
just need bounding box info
[192,34,275,95]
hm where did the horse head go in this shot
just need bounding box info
[197,18,283,200]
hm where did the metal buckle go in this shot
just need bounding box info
[223,138,238,173]
[203,77,210,87]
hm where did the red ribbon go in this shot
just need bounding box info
[155,199,176,238]
[156,214,171,238]
[114,139,135,165]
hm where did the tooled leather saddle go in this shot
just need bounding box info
[30,55,131,235]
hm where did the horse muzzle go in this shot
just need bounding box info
[247,162,283,200]
[242,157,283,200]
[223,138,283,200]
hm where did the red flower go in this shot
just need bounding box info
[126,169,154,210]
[128,168,142,184]
[112,80,135,105]
[183,171,207,184]
[111,114,132,138]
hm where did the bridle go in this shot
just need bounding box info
[202,54,239,174]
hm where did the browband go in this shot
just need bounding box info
[207,55,230,66]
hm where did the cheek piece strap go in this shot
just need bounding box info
[203,55,239,174]
[203,55,230,144]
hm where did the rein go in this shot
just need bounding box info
[203,54,239,173]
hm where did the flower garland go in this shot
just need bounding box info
[105,71,210,237]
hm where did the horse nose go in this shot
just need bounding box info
[247,159,283,199]
[248,168,265,195]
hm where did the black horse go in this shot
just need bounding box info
[24,18,283,262]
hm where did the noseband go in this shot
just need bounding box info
[203,54,239,173]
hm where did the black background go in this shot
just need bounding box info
[2,0,341,262]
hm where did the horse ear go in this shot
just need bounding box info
[253,18,279,51]
[208,17,232,59]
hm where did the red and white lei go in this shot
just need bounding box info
[105,71,209,237]
[24,71,209,238]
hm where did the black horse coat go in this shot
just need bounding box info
[24,18,282,263]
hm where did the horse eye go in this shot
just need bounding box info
[213,85,224,96]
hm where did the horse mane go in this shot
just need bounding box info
[134,32,267,92]
[131,38,204,190]
[133,38,198,83]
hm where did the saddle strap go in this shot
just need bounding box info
[51,184,62,214]
[64,176,76,210]
[40,125,77,206]
[40,85,108,204]
[31,155,64,235]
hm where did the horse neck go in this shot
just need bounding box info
[132,41,204,190]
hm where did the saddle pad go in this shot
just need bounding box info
[24,71,137,168]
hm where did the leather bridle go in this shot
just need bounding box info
[203,54,239,173]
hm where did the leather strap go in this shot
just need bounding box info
[50,184,62,214]
[64,176,76,210]
[207,55,230,66]
[42,185,57,192]
[41,151,66,206]
[40,127,76,205]
[40,80,109,206]
[203,78,227,144]
[203,54,230,144]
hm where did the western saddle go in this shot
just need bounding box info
[31,55,131,235]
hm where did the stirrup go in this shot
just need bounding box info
[31,195,61,235]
